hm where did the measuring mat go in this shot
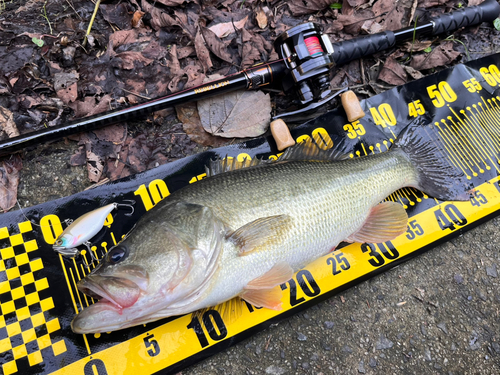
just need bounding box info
[1,53,500,375]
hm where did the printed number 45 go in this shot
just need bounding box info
[408,100,425,118]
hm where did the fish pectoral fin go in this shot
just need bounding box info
[347,201,408,244]
[246,262,294,289]
[240,288,283,310]
[239,262,293,310]
[228,215,291,256]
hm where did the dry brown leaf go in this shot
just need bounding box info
[402,40,433,53]
[417,0,448,7]
[100,3,134,30]
[287,0,332,16]
[69,94,113,118]
[208,15,248,38]
[0,106,20,138]
[57,82,78,104]
[195,28,213,73]
[176,102,232,147]
[198,90,271,138]
[86,148,104,183]
[201,27,235,64]
[403,65,425,80]
[410,41,460,71]
[132,11,145,28]
[255,8,268,29]
[0,155,22,212]
[378,56,407,86]
[361,20,384,34]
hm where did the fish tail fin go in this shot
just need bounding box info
[394,123,472,201]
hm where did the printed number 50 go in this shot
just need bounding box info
[427,82,457,108]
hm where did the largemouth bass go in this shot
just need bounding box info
[71,124,470,333]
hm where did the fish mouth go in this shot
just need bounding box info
[77,275,141,310]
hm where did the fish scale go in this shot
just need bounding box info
[71,124,471,333]
[167,152,418,310]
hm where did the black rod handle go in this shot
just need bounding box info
[0,61,287,157]
[431,0,500,35]
[330,0,500,66]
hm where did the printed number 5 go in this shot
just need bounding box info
[144,334,160,357]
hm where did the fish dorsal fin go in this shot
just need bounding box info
[239,262,293,310]
[205,156,267,177]
[278,138,348,162]
[205,135,347,177]
[245,261,294,290]
[227,215,291,255]
[346,201,408,243]
[240,288,283,310]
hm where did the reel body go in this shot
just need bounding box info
[274,22,335,105]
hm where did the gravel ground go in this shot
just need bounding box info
[13,126,500,375]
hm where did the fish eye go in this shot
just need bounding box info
[108,246,127,264]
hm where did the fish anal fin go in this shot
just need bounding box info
[240,288,283,310]
[347,201,408,244]
[245,262,294,289]
[228,215,291,256]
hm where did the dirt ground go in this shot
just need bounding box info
[1,0,500,374]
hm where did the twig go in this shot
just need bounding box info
[65,0,83,20]
[84,0,102,46]
[120,88,152,100]
[41,0,53,35]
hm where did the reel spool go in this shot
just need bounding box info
[274,23,335,105]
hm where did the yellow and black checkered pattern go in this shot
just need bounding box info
[0,221,66,375]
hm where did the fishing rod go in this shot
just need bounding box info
[1,0,499,157]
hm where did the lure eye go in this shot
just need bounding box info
[55,239,63,246]
[108,246,127,264]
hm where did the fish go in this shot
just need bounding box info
[53,201,135,259]
[71,123,470,333]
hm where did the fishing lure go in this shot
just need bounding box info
[53,201,134,261]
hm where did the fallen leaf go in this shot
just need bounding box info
[255,8,268,29]
[86,147,105,183]
[176,102,232,147]
[208,15,248,38]
[195,27,213,73]
[155,0,186,7]
[201,27,235,64]
[198,90,271,138]
[402,40,433,53]
[100,3,134,30]
[0,107,20,138]
[403,65,425,80]
[361,20,384,34]
[57,82,78,104]
[69,94,113,118]
[132,11,145,28]
[378,56,407,86]
[410,41,460,71]
[417,0,448,7]
[287,0,332,16]
[0,155,22,212]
